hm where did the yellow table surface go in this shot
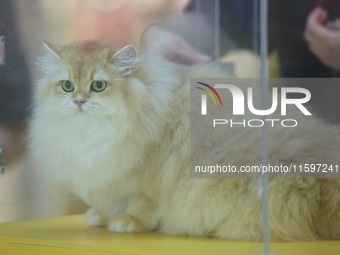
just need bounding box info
[0,215,339,255]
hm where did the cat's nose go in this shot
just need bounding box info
[74,100,87,107]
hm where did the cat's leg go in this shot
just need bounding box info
[213,179,320,241]
[268,178,320,241]
[107,195,158,233]
[86,208,108,226]
[316,178,340,239]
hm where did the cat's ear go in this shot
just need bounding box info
[111,45,140,75]
[36,42,62,74]
[43,42,60,59]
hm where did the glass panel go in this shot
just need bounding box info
[0,0,339,254]
[265,1,340,253]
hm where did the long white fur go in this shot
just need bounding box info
[28,43,340,241]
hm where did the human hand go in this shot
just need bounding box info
[141,25,211,67]
[304,7,340,71]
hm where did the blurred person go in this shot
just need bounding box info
[141,25,211,70]
[267,0,340,77]
[0,0,31,163]
[38,0,190,45]
[142,0,340,124]
[305,7,340,72]
[143,0,340,76]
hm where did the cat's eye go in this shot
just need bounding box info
[91,80,107,92]
[62,80,75,92]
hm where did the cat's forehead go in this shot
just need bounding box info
[53,42,118,81]
[60,42,115,65]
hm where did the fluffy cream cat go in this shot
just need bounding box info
[28,41,340,241]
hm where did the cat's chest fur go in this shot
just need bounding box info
[34,113,144,211]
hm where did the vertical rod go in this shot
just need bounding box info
[194,0,201,51]
[253,0,259,76]
[259,0,270,254]
[214,0,220,61]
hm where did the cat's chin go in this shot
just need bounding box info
[76,108,85,113]
[58,108,88,117]
[72,106,89,114]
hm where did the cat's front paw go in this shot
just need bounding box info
[107,214,152,233]
[86,208,107,226]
